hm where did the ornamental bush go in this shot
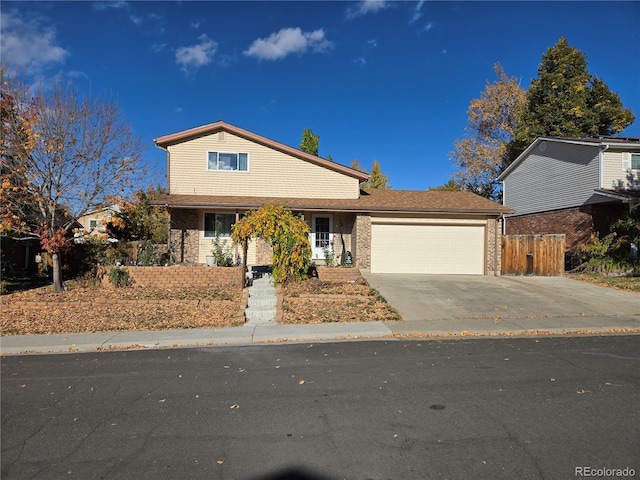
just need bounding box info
[232,205,311,283]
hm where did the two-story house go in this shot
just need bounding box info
[152,121,512,275]
[75,207,119,236]
[498,136,640,251]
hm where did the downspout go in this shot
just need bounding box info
[501,181,507,235]
[599,144,609,190]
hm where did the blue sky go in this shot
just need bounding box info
[2,1,639,190]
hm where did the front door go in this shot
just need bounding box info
[311,214,333,261]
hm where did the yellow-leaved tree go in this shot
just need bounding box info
[232,205,311,283]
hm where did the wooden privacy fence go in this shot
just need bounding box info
[501,234,565,276]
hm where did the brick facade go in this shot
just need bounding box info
[354,214,371,269]
[255,238,273,265]
[486,217,502,276]
[169,209,199,264]
[505,203,627,252]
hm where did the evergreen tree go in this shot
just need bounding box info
[511,37,635,161]
[367,160,391,190]
[299,128,320,156]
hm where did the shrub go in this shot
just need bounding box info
[577,214,640,274]
[211,230,235,266]
[108,267,130,288]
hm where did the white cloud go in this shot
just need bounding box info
[0,11,69,73]
[92,1,128,11]
[175,34,217,72]
[353,57,366,66]
[346,0,389,19]
[410,0,426,24]
[244,27,332,61]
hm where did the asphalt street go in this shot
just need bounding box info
[2,336,639,480]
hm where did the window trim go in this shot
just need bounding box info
[206,151,249,172]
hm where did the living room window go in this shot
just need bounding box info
[204,213,236,238]
[207,152,248,171]
[632,153,640,170]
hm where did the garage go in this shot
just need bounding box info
[370,220,486,274]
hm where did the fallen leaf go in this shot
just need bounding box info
[298,380,305,385]
[230,404,240,409]
[159,399,166,403]
[577,389,591,395]
[216,460,224,465]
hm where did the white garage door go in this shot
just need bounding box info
[371,223,485,274]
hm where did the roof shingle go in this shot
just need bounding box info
[152,189,513,215]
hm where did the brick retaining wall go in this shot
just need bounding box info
[316,267,364,283]
[101,265,245,289]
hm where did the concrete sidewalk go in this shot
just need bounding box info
[2,315,639,355]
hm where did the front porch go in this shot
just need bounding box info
[167,207,368,269]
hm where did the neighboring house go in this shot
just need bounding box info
[75,207,119,241]
[498,136,640,252]
[152,121,512,275]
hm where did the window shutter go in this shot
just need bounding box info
[622,152,632,170]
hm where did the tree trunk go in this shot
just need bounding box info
[52,251,64,292]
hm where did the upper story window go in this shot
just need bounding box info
[622,152,640,171]
[207,152,248,172]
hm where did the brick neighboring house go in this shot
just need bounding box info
[498,136,640,253]
[152,121,512,275]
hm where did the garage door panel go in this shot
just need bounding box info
[371,224,484,274]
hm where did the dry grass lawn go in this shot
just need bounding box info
[1,277,401,336]
[281,278,401,324]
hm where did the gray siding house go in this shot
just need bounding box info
[498,136,640,252]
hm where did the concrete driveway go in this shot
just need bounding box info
[361,272,639,322]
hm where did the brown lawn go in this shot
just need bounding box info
[1,278,401,336]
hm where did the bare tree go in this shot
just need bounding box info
[1,68,145,291]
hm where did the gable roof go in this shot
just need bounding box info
[152,189,512,216]
[499,136,640,181]
[154,121,369,182]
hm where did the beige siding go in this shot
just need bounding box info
[168,131,360,199]
[601,150,640,189]
[77,209,115,232]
